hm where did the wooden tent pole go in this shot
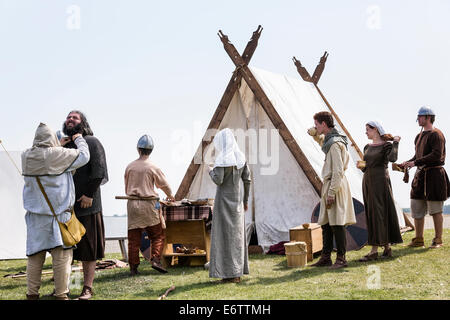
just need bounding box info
[311,51,329,85]
[292,57,312,82]
[175,26,263,200]
[313,84,364,160]
[218,31,323,196]
[291,54,364,160]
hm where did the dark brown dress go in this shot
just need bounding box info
[362,142,403,246]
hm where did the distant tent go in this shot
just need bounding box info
[175,27,383,252]
[0,150,27,259]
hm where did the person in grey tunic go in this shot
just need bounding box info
[208,128,251,283]
[22,123,90,300]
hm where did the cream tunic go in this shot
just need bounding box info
[313,134,356,226]
[124,159,172,229]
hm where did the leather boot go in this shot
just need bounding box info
[151,258,168,274]
[330,254,348,269]
[130,265,139,276]
[26,294,39,300]
[310,253,332,267]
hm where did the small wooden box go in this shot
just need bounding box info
[289,223,323,262]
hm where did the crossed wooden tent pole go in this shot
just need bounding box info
[175,26,364,201]
[175,26,322,200]
[293,53,364,159]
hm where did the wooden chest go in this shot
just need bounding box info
[289,223,323,262]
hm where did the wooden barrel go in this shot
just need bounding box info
[284,241,307,267]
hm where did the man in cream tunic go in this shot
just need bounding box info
[22,123,90,299]
[309,112,356,269]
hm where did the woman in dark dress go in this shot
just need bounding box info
[357,121,403,261]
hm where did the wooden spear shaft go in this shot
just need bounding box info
[313,84,364,160]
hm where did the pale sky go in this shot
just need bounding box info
[1,0,449,215]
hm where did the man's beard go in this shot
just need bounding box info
[63,122,83,136]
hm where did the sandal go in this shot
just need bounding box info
[358,252,378,262]
[429,238,443,249]
[381,247,392,258]
[407,237,424,247]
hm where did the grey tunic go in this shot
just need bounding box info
[209,163,251,279]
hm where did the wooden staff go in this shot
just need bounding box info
[157,285,176,300]
[115,196,160,201]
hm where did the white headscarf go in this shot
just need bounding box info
[22,123,80,176]
[366,120,386,136]
[213,128,246,169]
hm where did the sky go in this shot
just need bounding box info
[1,0,450,216]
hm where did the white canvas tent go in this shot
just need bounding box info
[179,66,369,252]
[0,151,27,259]
[175,27,406,252]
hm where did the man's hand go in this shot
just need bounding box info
[166,195,175,202]
[60,137,71,146]
[401,161,415,169]
[77,195,93,208]
[72,133,82,141]
[326,195,335,208]
[393,136,401,142]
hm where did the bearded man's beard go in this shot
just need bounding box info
[63,122,83,136]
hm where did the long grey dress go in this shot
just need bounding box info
[209,163,251,279]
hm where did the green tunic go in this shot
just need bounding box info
[209,163,251,279]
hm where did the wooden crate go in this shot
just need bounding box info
[289,223,323,262]
[162,220,210,267]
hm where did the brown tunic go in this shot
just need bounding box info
[362,142,403,246]
[409,128,450,201]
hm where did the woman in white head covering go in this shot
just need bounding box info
[357,121,403,261]
[208,128,251,283]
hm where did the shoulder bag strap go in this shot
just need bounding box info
[35,176,61,224]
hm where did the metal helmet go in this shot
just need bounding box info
[417,106,435,116]
[137,134,154,150]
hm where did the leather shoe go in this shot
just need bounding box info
[429,238,443,249]
[330,255,348,269]
[381,247,392,258]
[222,277,241,283]
[77,285,93,300]
[151,258,168,274]
[407,237,424,247]
[310,253,332,267]
[358,252,378,262]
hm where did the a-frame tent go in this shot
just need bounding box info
[292,52,414,233]
[175,26,403,252]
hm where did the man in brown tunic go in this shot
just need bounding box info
[402,107,450,248]
[124,134,175,275]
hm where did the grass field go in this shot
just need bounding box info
[0,229,448,300]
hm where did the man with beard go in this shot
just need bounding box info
[401,107,449,249]
[62,110,108,300]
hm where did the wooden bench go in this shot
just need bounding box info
[105,236,128,262]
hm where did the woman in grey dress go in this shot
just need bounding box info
[208,128,251,283]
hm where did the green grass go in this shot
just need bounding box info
[1,229,448,300]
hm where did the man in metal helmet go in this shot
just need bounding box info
[401,107,450,249]
[124,134,175,275]
[137,134,154,152]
